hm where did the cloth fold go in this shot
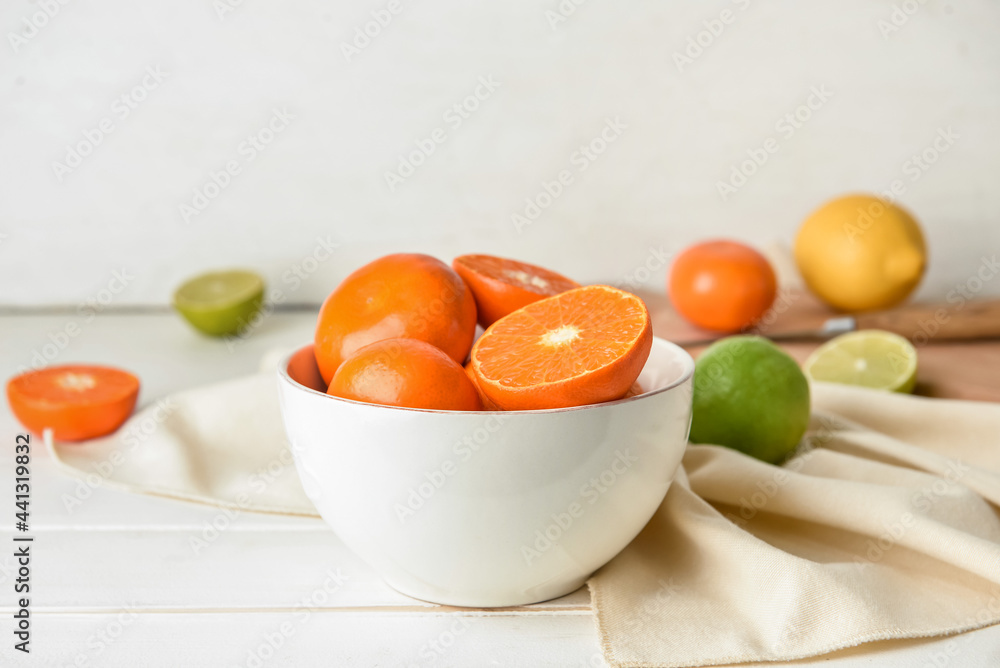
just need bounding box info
[47,372,1000,667]
[48,372,318,517]
[589,383,1000,667]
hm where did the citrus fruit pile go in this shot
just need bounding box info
[667,194,927,334]
[314,253,652,411]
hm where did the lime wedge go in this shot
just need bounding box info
[173,270,265,337]
[803,330,917,393]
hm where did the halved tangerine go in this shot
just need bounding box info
[452,254,580,328]
[7,365,140,441]
[470,285,652,410]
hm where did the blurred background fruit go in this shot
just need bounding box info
[689,336,810,464]
[172,269,265,338]
[668,240,777,333]
[795,194,926,312]
[804,330,917,393]
[314,253,477,384]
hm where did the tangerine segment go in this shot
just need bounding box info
[452,254,580,328]
[329,338,483,411]
[7,365,140,441]
[470,285,652,410]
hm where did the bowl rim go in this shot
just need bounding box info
[278,335,694,416]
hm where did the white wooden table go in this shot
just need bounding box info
[2,312,998,667]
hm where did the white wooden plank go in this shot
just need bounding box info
[0,529,590,613]
[6,611,606,668]
[8,611,1000,668]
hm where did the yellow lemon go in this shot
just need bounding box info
[794,194,926,312]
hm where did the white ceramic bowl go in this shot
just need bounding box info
[277,336,694,607]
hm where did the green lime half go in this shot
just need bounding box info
[173,269,265,337]
[803,330,917,393]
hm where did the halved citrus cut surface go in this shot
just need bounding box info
[173,269,265,337]
[470,285,652,410]
[452,254,580,328]
[803,329,917,393]
[7,365,140,441]
[464,361,500,411]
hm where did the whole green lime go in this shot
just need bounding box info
[690,336,810,464]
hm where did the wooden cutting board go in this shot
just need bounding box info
[636,290,1000,403]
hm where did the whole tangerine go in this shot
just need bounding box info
[668,240,777,333]
[328,338,483,411]
[314,253,477,384]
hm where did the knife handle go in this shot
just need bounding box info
[855,299,1000,341]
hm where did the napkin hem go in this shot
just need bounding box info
[45,432,322,518]
[588,574,1000,668]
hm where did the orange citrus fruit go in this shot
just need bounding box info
[668,240,776,333]
[7,365,140,441]
[314,253,477,384]
[464,361,500,411]
[622,381,644,399]
[470,285,652,410]
[328,338,482,411]
[452,254,580,328]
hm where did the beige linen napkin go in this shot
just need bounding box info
[590,382,1000,667]
[47,372,319,517]
[47,373,1000,665]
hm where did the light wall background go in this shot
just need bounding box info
[2,0,999,307]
